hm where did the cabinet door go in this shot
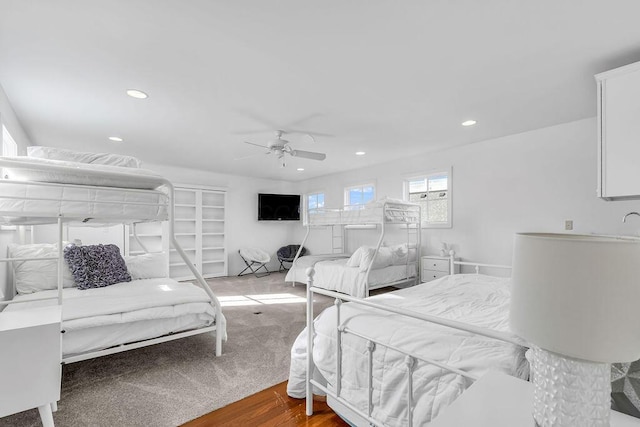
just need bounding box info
[601,69,640,198]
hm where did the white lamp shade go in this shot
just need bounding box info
[510,233,640,363]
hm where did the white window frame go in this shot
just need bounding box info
[1,124,18,230]
[344,183,376,210]
[403,167,452,228]
[303,191,325,225]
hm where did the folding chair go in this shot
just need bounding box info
[238,248,271,278]
[277,244,307,272]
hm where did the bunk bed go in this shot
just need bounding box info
[0,155,226,364]
[285,199,421,297]
[288,258,529,426]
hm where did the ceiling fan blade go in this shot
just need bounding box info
[236,109,280,130]
[244,141,270,149]
[290,149,326,161]
[285,129,335,138]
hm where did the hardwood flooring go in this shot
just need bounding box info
[182,381,349,427]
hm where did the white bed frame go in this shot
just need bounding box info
[0,164,226,364]
[291,200,422,296]
[304,256,524,426]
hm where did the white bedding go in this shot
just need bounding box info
[308,199,419,226]
[0,156,165,189]
[0,180,168,224]
[286,257,416,298]
[287,274,528,426]
[4,278,216,357]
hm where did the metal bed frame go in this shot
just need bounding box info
[304,257,525,426]
[290,200,422,297]
[0,164,226,363]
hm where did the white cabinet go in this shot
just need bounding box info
[596,61,640,200]
[0,306,61,427]
[128,185,227,280]
[421,255,458,283]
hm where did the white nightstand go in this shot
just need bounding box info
[0,306,62,427]
[421,255,458,283]
[430,371,640,427]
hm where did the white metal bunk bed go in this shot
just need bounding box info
[285,199,421,297]
[0,156,226,365]
[289,257,529,426]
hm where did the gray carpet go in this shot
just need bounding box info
[0,272,332,427]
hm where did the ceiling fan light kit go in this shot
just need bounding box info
[242,129,326,168]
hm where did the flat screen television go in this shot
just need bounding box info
[258,193,301,221]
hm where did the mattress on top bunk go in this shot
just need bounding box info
[0,156,165,190]
[0,180,169,224]
[4,278,216,357]
[288,274,528,426]
[308,199,419,226]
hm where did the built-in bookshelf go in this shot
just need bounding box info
[126,185,227,281]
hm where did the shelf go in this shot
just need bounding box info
[202,205,224,209]
[175,218,195,222]
[202,219,224,222]
[170,248,196,252]
[202,260,224,264]
[175,203,196,208]
[202,246,225,250]
[175,232,197,236]
[202,232,224,236]
[130,233,162,238]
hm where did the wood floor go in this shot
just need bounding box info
[182,381,349,427]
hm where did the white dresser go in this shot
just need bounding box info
[421,255,458,283]
[0,306,61,426]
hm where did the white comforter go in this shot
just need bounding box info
[286,256,416,297]
[5,278,217,332]
[288,274,528,426]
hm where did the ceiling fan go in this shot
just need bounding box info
[243,130,326,167]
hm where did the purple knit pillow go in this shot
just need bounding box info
[64,244,131,290]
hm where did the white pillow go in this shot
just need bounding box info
[359,246,394,272]
[389,243,409,265]
[9,243,76,294]
[124,253,168,280]
[27,146,142,168]
[346,246,367,267]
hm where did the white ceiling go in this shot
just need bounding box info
[1,1,640,181]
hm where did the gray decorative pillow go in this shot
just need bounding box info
[64,244,131,290]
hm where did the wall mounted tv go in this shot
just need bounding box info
[258,193,301,221]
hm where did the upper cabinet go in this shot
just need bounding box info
[596,61,640,200]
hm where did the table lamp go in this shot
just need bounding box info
[510,233,640,427]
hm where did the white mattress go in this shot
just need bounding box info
[4,278,216,357]
[0,180,169,224]
[287,274,529,426]
[286,257,416,298]
[308,199,419,226]
[0,156,165,189]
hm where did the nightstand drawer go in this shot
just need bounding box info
[422,258,449,272]
[422,269,449,282]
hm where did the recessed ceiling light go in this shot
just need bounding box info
[126,89,148,99]
[108,136,124,142]
[461,120,477,127]
[355,151,366,156]
[297,168,305,171]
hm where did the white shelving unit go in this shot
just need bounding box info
[127,185,227,281]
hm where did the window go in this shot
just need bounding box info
[405,169,451,228]
[344,183,375,209]
[2,125,17,157]
[303,192,325,225]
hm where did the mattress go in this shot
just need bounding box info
[0,180,169,224]
[4,278,216,357]
[0,156,165,190]
[308,199,419,226]
[288,274,529,426]
[286,257,416,298]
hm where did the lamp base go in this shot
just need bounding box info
[530,346,611,427]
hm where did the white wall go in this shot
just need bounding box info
[294,118,640,267]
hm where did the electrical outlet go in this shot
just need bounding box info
[564,220,573,231]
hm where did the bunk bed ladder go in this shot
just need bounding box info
[331,224,345,254]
